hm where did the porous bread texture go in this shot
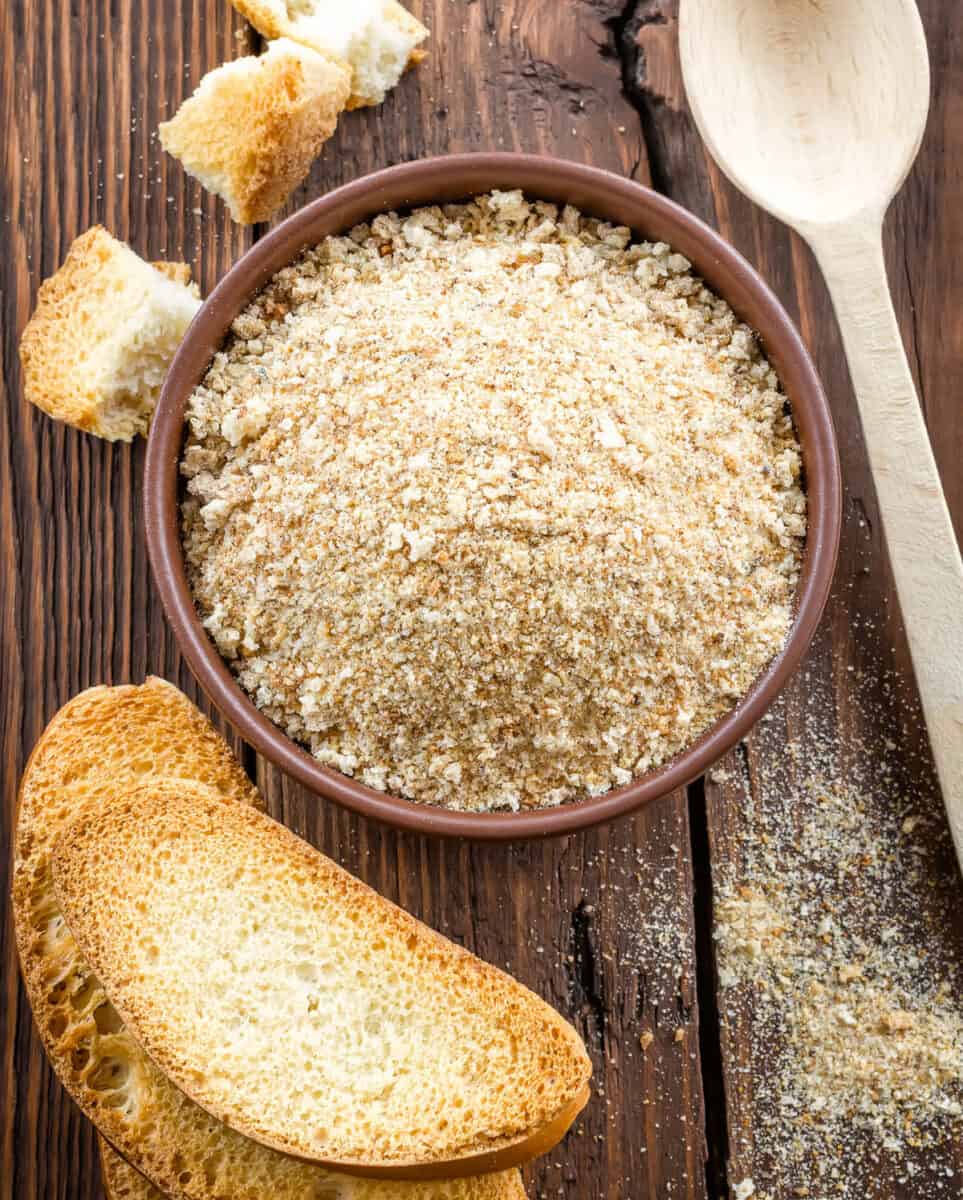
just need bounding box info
[231,0,428,107]
[51,787,592,1175]
[18,227,201,441]
[96,1138,531,1200]
[12,679,527,1200]
[151,261,199,292]
[158,38,350,224]
[100,1141,165,1200]
[13,678,261,869]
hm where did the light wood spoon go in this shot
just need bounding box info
[679,0,963,867]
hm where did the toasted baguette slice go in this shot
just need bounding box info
[231,0,428,108]
[13,680,527,1200]
[18,228,201,441]
[52,787,591,1178]
[100,1141,166,1200]
[159,39,350,224]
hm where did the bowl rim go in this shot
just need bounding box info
[145,151,841,841]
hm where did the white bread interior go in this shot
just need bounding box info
[18,228,200,441]
[232,0,428,107]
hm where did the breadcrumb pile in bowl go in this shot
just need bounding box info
[180,189,806,814]
[146,152,841,838]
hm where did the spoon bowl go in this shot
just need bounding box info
[681,0,929,228]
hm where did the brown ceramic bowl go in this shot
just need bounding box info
[146,153,841,841]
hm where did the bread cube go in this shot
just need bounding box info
[159,38,351,225]
[19,227,201,442]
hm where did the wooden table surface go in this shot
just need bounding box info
[1,2,961,1197]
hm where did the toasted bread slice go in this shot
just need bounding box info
[100,1140,165,1200]
[13,680,527,1200]
[159,39,350,224]
[18,228,201,441]
[231,0,428,108]
[51,785,591,1178]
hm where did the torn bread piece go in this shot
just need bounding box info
[18,228,200,441]
[159,38,350,224]
[150,261,197,290]
[51,785,592,1177]
[13,680,528,1200]
[232,0,428,108]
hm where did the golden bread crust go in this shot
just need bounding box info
[99,1140,166,1200]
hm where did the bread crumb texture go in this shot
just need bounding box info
[183,192,806,811]
[159,39,351,224]
[18,227,200,440]
[231,0,428,107]
[14,680,526,1200]
[51,786,591,1169]
[712,659,963,1199]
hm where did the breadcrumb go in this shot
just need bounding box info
[182,191,805,811]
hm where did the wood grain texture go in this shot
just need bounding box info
[1,3,706,1199]
[3,0,960,1196]
[1,1,255,1197]
[623,0,963,1195]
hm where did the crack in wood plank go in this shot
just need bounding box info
[617,5,963,1199]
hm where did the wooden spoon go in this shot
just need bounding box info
[679,0,963,867]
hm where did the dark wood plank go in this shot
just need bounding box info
[623,2,963,1198]
[0,0,255,1197]
[1,2,708,1198]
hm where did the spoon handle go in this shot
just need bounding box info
[808,217,963,867]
